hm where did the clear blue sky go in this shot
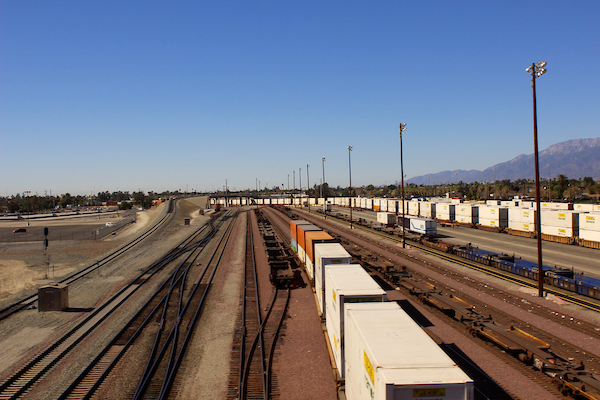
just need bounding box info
[2,1,599,196]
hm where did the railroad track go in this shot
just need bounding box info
[0,200,176,321]
[229,210,290,400]
[55,209,240,400]
[0,208,223,400]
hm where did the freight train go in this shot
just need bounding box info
[289,218,474,399]
[211,196,600,249]
[286,212,600,399]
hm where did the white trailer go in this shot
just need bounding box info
[376,212,397,227]
[325,264,386,379]
[345,302,474,400]
[314,243,352,317]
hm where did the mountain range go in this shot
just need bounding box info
[406,138,600,185]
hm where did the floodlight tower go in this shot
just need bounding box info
[399,123,407,248]
[526,61,547,298]
[348,146,353,229]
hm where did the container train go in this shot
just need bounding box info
[212,196,600,249]
[286,212,600,399]
[289,218,474,399]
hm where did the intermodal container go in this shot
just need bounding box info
[314,243,352,317]
[345,302,474,400]
[325,264,386,379]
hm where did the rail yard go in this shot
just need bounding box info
[1,196,600,399]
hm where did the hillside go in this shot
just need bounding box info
[407,138,600,185]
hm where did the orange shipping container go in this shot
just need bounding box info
[305,231,335,263]
[290,220,310,242]
[297,225,321,253]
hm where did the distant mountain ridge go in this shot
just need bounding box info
[407,138,600,185]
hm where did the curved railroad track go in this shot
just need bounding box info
[53,209,240,400]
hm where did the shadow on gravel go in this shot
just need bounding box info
[396,299,434,328]
[441,343,513,400]
[64,307,94,312]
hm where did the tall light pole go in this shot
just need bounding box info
[321,157,326,200]
[527,61,547,298]
[348,146,353,229]
[299,168,302,192]
[307,164,310,213]
[399,123,407,248]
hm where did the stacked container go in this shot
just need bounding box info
[408,201,420,216]
[478,206,508,230]
[289,220,311,253]
[541,210,579,242]
[573,203,595,212]
[304,231,334,280]
[508,208,536,235]
[435,203,455,222]
[418,202,435,218]
[344,302,474,400]
[314,243,352,317]
[540,202,572,210]
[579,212,600,247]
[297,225,322,268]
[325,264,387,379]
[455,204,479,225]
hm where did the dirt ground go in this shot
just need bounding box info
[0,197,210,382]
[0,207,161,307]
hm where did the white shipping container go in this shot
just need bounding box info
[408,201,420,216]
[579,213,600,232]
[456,215,475,224]
[541,210,579,229]
[387,200,397,213]
[573,203,595,212]
[479,217,507,229]
[345,303,473,400]
[508,222,535,232]
[419,202,435,218]
[325,265,387,379]
[486,200,501,205]
[541,202,572,210]
[579,229,600,242]
[436,204,455,221]
[541,225,575,237]
[479,206,508,221]
[595,205,600,213]
[314,243,352,316]
[376,212,397,226]
[380,199,388,212]
[510,208,536,224]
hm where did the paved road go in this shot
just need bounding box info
[326,205,600,277]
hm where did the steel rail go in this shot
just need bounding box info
[132,210,239,399]
[56,213,228,400]
[158,211,241,400]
